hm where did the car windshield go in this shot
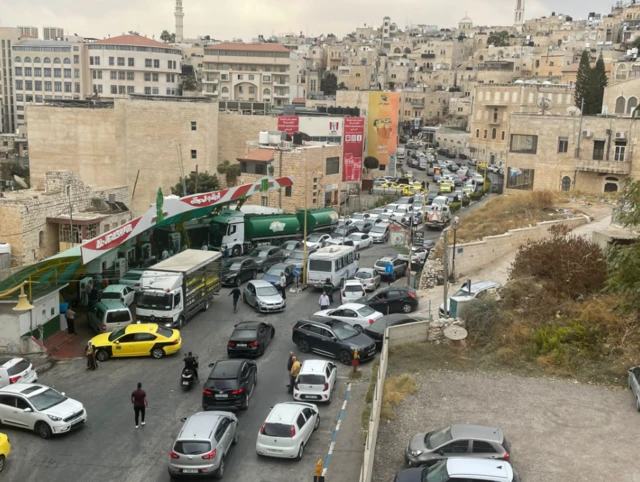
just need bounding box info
[108,327,126,342]
[348,234,361,241]
[101,291,122,300]
[223,261,242,271]
[370,226,386,234]
[369,318,390,330]
[137,292,172,310]
[256,285,279,296]
[307,234,323,242]
[232,329,258,340]
[355,272,372,279]
[289,251,304,260]
[7,359,30,376]
[371,209,384,215]
[266,266,285,276]
[351,214,364,220]
[29,388,67,411]
[345,284,364,292]
[211,378,238,390]
[298,374,325,385]
[425,426,453,449]
[357,306,376,317]
[421,459,449,482]
[174,441,211,455]
[263,423,292,438]
[333,323,359,340]
[333,229,348,236]
[157,327,173,338]
[250,250,269,259]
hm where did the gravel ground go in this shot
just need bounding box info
[372,367,640,482]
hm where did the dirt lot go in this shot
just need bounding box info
[372,344,640,482]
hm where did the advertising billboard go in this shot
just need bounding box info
[277,116,299,136]
[366,92,399,166]
[342,117,365,182]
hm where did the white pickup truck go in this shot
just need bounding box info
[425,197,452,230]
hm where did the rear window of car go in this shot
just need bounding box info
[7,359,30,376]
[102,291,122,300]
[298,374,325,385]
[174,441,211,455]
[231,329,257,340]
[356,272,372,279]
[122,272,142,280]
[263,423,292,437]
[156,327,174,338]
[345,285,363,292]
[211,379,238,390]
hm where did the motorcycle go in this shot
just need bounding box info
[181,354,199,391]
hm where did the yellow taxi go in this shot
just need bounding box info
[463,186,475,196]
[90,323,182,362]
[380,181,401,189]
[439,180,454,193]
[402,185,426,196]
[477,161,488,170]
[0,432,9,473]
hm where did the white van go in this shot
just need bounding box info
[396,147,406,159]
[306,245,359,289]
[88,300,133,334]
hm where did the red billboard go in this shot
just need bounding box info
[342,117,365,182]
[277,116,299,136]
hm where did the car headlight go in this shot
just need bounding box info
[165,323,173,327]
[410,450,423,457]
[48,415,62,422]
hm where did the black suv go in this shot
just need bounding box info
[202,359,257,411]
[358,286,419,314]
[222,257,260,286]
[292,315,377,365]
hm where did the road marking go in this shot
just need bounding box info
[322,382,351,477]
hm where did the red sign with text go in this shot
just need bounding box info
[277,116,299,136]
[342,117,365,182]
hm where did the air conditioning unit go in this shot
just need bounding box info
[615,131,627,140]
[582,130,593,138]
[281,141,293,149]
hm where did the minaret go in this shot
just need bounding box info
[514,0,525,27]
[175,0,184,42]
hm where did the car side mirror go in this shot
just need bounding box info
[23,407,33,412]
[115,341,120,344]
[208,363,215,367]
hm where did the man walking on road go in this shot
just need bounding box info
[319,292,330,311]
[131,382,147,429]
[229,287,242,313]
[288,356,301,393]
[279,272,287,300]
[286,351,295,389]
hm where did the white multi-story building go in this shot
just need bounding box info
[87,34,182,97]
[12,39,91,127]
[0,27,22,133]
[17,26,38,39]
[43,27,64,41]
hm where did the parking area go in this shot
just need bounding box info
[372,357,640,482]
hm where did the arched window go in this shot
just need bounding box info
[394,47,401,53]
[24,56,31,62]
[627,97,638,114]
[43,57,50,63]
[34,57,41,63]
[221,87,229,93]
[561,176,571,192]
[479,55,484,61]
[404,47,411,54]
[38,231,44,248]
[615,96,626,113]
[63,58,71,64]
[53,57,61,64]
[604,182,619,193]
[14,56,21,63]
[263,88,271,95]
[491,128,497,139]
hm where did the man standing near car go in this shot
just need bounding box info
[279,272,287,300]
[288,356,301,393]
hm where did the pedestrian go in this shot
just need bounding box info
[85,341,97,370]
[228,287,242,313]
[286,351,295,390]
[288,356,301,394]
[323,278,334,303]
[66,307,76,335]
[161,248,169,260]
[223,245,230,260]
[279,272,287,300]
[319,292,330,311]
[131,382,147,429]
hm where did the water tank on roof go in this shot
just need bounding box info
[259,131,269,145]
[293,132,303,145]
[268,134,281,145]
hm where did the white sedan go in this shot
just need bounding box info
[101,284,135,306]
[354,268,381,292]
[348,233,373,250]
[314,303,384,332]
[306,233,331,250]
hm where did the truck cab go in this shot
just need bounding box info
[136,271,185,328]
[210,210,246,257]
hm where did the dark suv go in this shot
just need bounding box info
[202,359,257,411]
[292,315,377,365]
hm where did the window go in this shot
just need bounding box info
[491,128,497,139]
[191,150,197,159]
[501,131,505,140]
[74,69,79,78]
[109,56,115,66]
[15,67,22,76]
[144,73,151,81]
[25,80,32,90]
[53,57,61,64]
[44,68,51,77]
[558,137,568,153]
[75,83,80,93]
[117,57,125,66]
[627,97,638,114]
[118,71,125,80]
[615,96,625,114]
[111,85,118,94]
[110,71,117,80]
[63,58,70,65]
[249,86,255,94]
[593,140,605,161]
[24,56,32,63]
[64,68,71,78]
[263,88,271,96]
[64,82,71,93]
[483,130,487,139]
[35,80,42,91]
[152,73,158,82]
[191,121,197,131]
[285,186,292,197]
[475,129,480,138]
[144,87,151,95]
[127,72,134,80]
[74,55,79,64]
[54,68,61,78]
[561,176,571,192]
[25,67,32,76]
[128,58,134,67]
[441,440,469,454]
[507,167,535,190]
[127,86,134,94]
[153,59,160,68]
[472,441,497,454]
[44,81,51,91]
[145,58,152,68]
[237,74,243,80]
[95,84,103,94]
[118,85,126,95]
[510,134,538,154]
[54,82,62,92]
[249,75,254,80]
[319,156,340,177]
[614,141,627,162]
[16,94,23,101]
[152,87,159,95]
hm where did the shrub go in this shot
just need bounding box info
[531,321,605,362]
[450,202,461,212]
[381,374,417,420]
[462,197,471,207]
[461,298,506,344]
[469,192,484,201]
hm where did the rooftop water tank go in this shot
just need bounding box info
[259,131,269,145]
[268,134,281,145]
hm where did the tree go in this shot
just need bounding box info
[216,160,242,187]
[487,30,510,47]
[320,72,338,96]
[587,53,608,115]
[0,162,29,190]
[363,156,379,172]
[337,82,348,91]
[575,50,591,111]
[170,171,220,196]
[633,36,640,49]
[160,30,176,43]
[181,73,198,92]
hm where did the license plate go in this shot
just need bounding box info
[302,395,320,400]
[182,381,189,386]
[237,343,247,347]
[216,394,228,398]
[268,449,283,453]
[183,469,198,474]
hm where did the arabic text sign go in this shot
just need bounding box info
[342,117,365,182]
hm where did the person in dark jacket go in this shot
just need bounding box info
[286,351,295,390]
[323,278,334,303]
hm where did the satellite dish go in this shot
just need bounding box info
[566,106,580,116]
[537,97,553,113]
[13,175,28,189]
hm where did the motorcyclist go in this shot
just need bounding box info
[183,352,199,383]
[323,278,334,304]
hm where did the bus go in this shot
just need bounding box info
[306,246,359,290]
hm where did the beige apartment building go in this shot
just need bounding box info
[87,35,182,97]
[11,39,91,128]
[202,43,298,106]
[337,65,375,90]
[43,27,64,41]
[469,81,574,165]
[17,26,38,39]
[0,27,22,133]
[602,76,640,115]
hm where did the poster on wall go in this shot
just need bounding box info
[342,117,365,182]
[366,92,399,166]
[277,116,299,136]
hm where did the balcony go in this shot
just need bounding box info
[575,159,631,175]
[421,53,436,59]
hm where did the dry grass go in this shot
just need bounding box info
[381,374,417,421]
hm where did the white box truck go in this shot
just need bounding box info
[136,249,222,329]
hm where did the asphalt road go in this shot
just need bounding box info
[3,242,400,482]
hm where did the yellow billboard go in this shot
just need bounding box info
[367,92,399,166]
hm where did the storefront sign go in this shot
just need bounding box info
[342,117,365,182]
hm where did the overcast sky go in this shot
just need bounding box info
[1,0,611,42]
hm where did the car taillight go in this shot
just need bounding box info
[341,291,346,297]
[102,324,107,332]
[201,448,217,460]
[503,452,510,462]
[203,389,212,395]
[231,388,244,395]
[9,375,20,384]
[290,425,296,437]
[227,341,235,347]
[369,319,375,325]
[170,450,180,459]
[323,382,329,390]
[260,423,266,434]
[171,339,179,345]
[135,282,140,287]
[292,327,297,332]
[369,279,374,284]
[248,341,259,347]
[408,291,416,299]
[294,382,299,389]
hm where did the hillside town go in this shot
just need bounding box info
[0,1,639,481]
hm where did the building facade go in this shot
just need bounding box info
[43,27,64,41]
[0,28,21,133]
[17,26,38,39]
[87,35,182,97]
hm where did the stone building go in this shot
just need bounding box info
[0,27,23,134]
[601,76,640,116]
[337,65,375,90]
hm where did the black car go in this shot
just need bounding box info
[353,220,375,234]
[357,286,419,315]
[364,314,428,349]
[249,245,286,272]
[426,193,437,205]
[202,359,257,411]
[222,257,259,286]
[292,316,377,365]
[227,321,275,357]
[262,262,296,287]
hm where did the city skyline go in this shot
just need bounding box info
[2,0,609,42]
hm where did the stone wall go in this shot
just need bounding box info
[386,317,466,348]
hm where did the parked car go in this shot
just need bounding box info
[373,256,408,280]
[325,237,356,248]
[293,359,337,404]
[306,233,331,250]
[281,240,303,257]
[395,458,520,482]
[168,411,238,479]
[0,357,37,388]
[439,281,502,316]
[314,303,383,332]
[101,284,136,306]
[243,280,285,313]
[262,263,295,287]
[367,208,386,220]
[87,300,133,335]
[118,269,146,292]
[358,286,419,314]
[332,225,359,238]
[352,220,375,234]
[256,402,320,460]
[0,383,86,439]
[338,280,368,304]
[202,359,257,411]
[90,323,182,361]
[365,314,429,348]
[349,212,370,221]
[355,268,381,292]
[348,233,373,250]
[227,321,275,357]
[0,432,9,473]
[221,257,260,287]
[288,247,317,271]
[405,424,512,467]
[369,223,390,244]
[292,316,377,365]
[248,245,286,272]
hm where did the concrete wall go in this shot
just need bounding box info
[450,215,589,278]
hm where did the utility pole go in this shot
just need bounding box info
[278,148,283,209]
[177,144,187,196]
[406,215,413,287]
[442,228,449,318]
[194,164,199,193]
[68,186,74,247]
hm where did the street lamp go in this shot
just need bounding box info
[450,216,460,282]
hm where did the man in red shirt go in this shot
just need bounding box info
[131,382,147,429]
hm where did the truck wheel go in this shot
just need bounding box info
[203,300,210,311]
[232,245,241,257]
[178,316,185,329]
